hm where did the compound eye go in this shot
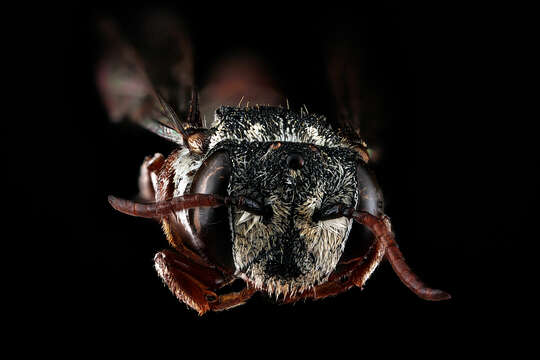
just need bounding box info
[189,151,234,272]
[355,162,384,216]
[339,163,382,263]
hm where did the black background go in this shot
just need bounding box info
[57,2,528,349]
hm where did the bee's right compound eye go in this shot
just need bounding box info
[189,150,235,272]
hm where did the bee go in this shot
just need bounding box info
[98,15,450,315]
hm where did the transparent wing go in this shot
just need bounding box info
[96,17,197,145]
[325,35,385,161]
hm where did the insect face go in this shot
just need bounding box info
[101,19,452,314]
[225,141,359,296]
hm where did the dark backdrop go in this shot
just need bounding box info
[60,3,522,348]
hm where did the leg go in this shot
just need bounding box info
[154,249,255,315]
[138,153,164,201]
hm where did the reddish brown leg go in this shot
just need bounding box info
[154,249,255,315]
[209,285,257,312]
[138,153,164,201]
[353,212,451,301]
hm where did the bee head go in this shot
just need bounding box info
[227,141,365,296]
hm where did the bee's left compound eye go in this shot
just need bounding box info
[340,162,385,263]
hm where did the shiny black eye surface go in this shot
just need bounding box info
[355,162,384,216]
[189,151,235,272]
[340,161,384,263]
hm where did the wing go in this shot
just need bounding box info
[325,34,384,161]
[96,17,201,146]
